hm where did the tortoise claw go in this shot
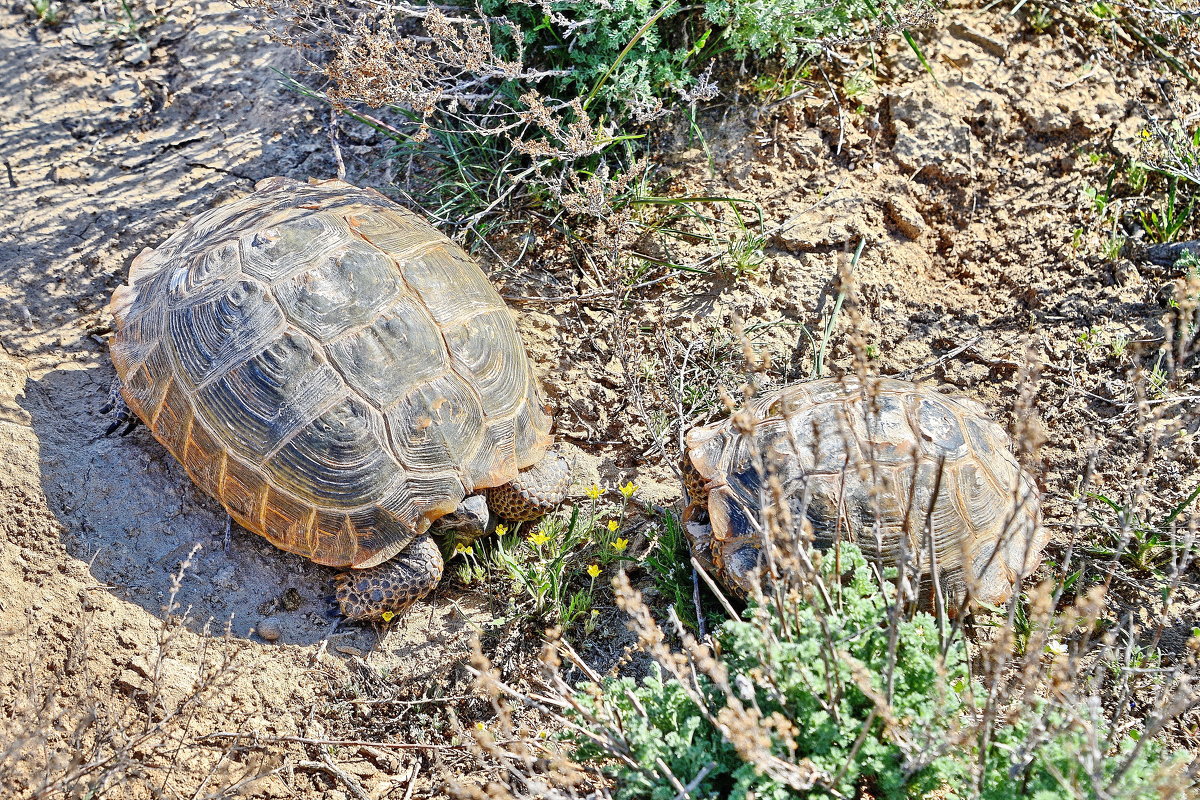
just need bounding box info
[101,378,139,437]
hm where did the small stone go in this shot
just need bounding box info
[886,197,927,240]
[257,617,283,642]
[122,42,151,65]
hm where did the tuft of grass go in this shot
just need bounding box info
[28,0,66,26]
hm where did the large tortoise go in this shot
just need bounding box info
[108,177,568,621]
[682,377,1046,607]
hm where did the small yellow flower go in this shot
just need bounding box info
[453,542,474,556]
[529,531,552,547]
[495,524,509,536]
[613,538,629,552]
[590,609,599,617]
[619,481,638,498]
[475,721,486,731]
[1140,129,1152,140]
[584,484,603,500]
[586,564,601,578]
[380,611,396,623]
[607,520,619,532]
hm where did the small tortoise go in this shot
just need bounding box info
[108,177,568,621]
[682,377,1046,606]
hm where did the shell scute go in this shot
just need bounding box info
[327,299,449,407]
[444,309,530,419]
[403,245,504,326]
[260,487,316,553]
[461,418,519,489]
[181,419,227,499]
[220,455,268,531]
[386,373,487,475]
[274,239,404,341]
[267,396,401,508]
[239,214,348,283]
[169,278,286,389]
[915,396,968,458]
[195,330,345,463]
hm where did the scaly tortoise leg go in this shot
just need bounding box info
[334,534,444,621]
[100,377,139,437]
[486,450,570,521]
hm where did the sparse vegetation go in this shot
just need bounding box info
[255,0,936,241]
[9,0,1200,798]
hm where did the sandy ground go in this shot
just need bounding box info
[1,1,1197,797]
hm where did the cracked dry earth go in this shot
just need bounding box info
[1,1,1199,798]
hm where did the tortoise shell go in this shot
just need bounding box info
[108,177,552,570]
[683,377,1046,605]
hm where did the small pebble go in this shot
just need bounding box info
[257,617,283,642]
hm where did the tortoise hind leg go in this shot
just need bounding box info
[487,450,569,521]
[334,534,444,621]
[100,377,139,437]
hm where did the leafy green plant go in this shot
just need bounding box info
[643,512,707,630]
[29,0,66,25]
[1028,5,1053,33]
[461,482,642,630]
[1087,486,1200,574]
[1139,176,1194,244]
[560,546,1186,799]
[704,0,928,66]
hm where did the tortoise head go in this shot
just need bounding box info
[682,452,768,597]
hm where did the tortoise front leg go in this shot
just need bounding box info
[486,450,569,521]
[334,534,444,621]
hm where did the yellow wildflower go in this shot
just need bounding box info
[607,520,619,532]
[586,564,601,578]
[495,524,508,536]
[584,484,603,500]
[529,531,552,547]
[619,481,638,498]
[380,611,396,623]
[613,538,629,552]
[453,542,474,556]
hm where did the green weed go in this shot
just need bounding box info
[459,483,644,631]
[29,0,65,25]
[1087,486,1200,574]
[1138,177,1194,244]
[558,545,1186,799]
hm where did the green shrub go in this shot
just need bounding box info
[705,0,917,65]
[482,0,695,116]
[563,545,1185,799]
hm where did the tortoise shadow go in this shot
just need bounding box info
[18,364,475,660]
